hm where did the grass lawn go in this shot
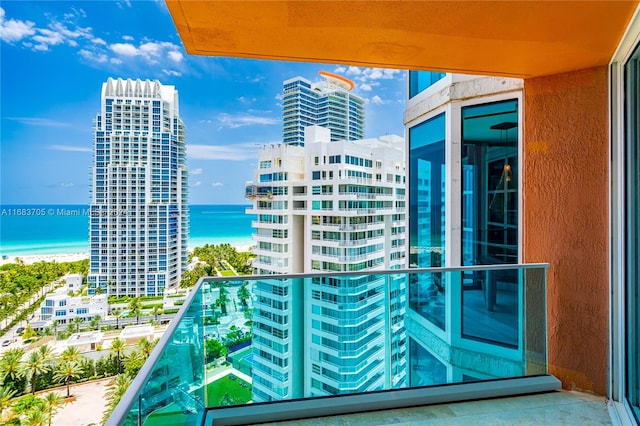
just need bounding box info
[220,270,236,277]
[206,374,252,406]
[145,374,252,425]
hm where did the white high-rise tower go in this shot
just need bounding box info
[87,78,188,297]
[246,125,407,401]
[282,71,365,145]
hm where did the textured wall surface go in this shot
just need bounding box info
[523,66,609,395]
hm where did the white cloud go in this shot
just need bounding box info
[217,113,278,129]
[211,182,224,188]
[187,143,259,161]
[7,117,72,127]
[162,69,181,77]
[0,8,36,43]
[79,49,108,63]
[274,93,283,101]
[360,83,372,91]
[50,144,92,152]
[110,42,138,56]
[168,50,183,62]
[91,37,106,45]
[59,182,75,188]
[109,40,183,66]
[371,95,386,105]
[192,181,202,187]
[334,66,347,74]
[346,66,362,76]
[190,168,203,175]
[122,35,134,41]
[110,57,122,65]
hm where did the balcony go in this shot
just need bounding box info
[108,263,557,425]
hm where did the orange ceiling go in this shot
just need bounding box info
[166,1,638,79]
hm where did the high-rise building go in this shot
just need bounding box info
[246,125,406,401]
[282,71,365,145]
[87,78,189,297]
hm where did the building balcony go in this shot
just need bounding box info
[108,263,556,425]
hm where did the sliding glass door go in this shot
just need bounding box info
[625,41,640,421]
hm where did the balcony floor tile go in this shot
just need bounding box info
[254,391,612,426]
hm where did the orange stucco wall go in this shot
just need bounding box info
[523,66,609,394]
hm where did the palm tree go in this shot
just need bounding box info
[71,317,83,333]
[110,337,126,374]
[137,337,154,359]
[151,306,163,322]
[42,392,64,426]
[0,348,25,384]
[38,345,55,367]
[216,285,230,315]
[53,362,81,398]
[23,409,46,426]
[60,346,82,364]
[0,385,16,417]
[101,374,132,424]
[112,308,123,330]
[128,298,143,325]
[90,314,102,331]
[52,320,59,336]
[20,351,47,394]
[237,283,251,307]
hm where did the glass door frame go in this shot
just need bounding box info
[610,4,640,423]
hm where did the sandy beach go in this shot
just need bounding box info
[0,243,254,267]
[0,252,90,267]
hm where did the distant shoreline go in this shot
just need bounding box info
[0,242,254,267]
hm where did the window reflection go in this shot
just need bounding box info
[409,113,446,329]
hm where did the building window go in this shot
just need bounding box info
[461,99,519,266]
[409,112,445,268]
[409,71,446,98]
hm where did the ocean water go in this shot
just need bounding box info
[0,204,254,256]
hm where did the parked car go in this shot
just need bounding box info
[16,327,25,335]
[1,340,10,347]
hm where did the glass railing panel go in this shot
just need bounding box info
[408,270,446,330]
[108,285,205,426]
[460,267,520,348]
[109,264,548,425]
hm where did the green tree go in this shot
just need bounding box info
[0,385,16,417]
[137,337,154,359]
[215,285,229,315]
[128,298,143,325]
[123,351,145,378]
[21,324,36,341]
[53,362,81,398]
[237,283,251,307]
[111,308,123,330]
[71,317,83,333]
[23,408,46,426]
[90,315,102,331]
[42,392,64,426]
[0,348,25,383]
[60,346,82,364]
[110,338,126,374]
[20,351,48,394]
[101,374,132,424]
[151,306,163,322]
[37,345,55,366]
[10,393,44,416]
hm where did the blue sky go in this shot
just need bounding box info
[0,1,406,205]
